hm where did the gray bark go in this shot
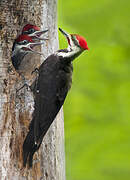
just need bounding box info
[0,0,65,180]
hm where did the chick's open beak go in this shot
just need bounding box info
[23,41,44,55]
[31,29,49,40]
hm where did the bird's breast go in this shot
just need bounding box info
[59,62,73,91]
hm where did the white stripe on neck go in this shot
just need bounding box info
[56,46,81,58]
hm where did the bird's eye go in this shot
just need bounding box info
[22,40,28,44]
[28,28,35,34]
[18,40,27,45]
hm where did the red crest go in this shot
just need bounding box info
[22,24,40,33]
[75,35,89,50]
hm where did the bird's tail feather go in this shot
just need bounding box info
[23,121,53,167]
[23,129,37,167]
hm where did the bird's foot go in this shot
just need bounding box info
[7,65,15,75]
[16,83,30,93]
[31,68,39,76]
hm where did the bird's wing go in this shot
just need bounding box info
[23,55,72,167]
[31,55,69,142]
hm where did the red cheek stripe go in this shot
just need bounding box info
[67,37,70,46]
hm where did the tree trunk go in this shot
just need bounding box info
[0,0,65,180]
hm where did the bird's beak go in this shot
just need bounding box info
[59,28,72,47]
[30,29,48,40]
[23,41,44,55]
[59,28,70,39]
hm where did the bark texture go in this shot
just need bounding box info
[0,0,65,180]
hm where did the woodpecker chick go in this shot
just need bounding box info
[23,28,89,167]
[22,24,48,40]
[11,34,44,77]
[11,24,48,82]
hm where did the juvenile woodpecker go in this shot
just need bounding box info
[22,24,48,40]
[23,28,89,167]
[11,24,48,81]
[11,34,44,75]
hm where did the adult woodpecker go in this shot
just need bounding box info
[22,24,48,40]
[23,28,89,167]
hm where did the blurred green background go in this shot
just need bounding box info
[58,0,130,180]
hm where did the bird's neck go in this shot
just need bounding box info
[11,50,27,70]
[56,46,83,62]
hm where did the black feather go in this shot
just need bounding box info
[23,54,73,167]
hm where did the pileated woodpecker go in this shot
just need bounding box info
[11,24,48,79]
[11,34,44,73]
[22,24,48,40]
[23,28,89,167]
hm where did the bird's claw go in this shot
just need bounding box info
[16,83,30,93]
[31,68,39,75]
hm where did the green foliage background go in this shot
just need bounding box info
[58,0,130,180]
